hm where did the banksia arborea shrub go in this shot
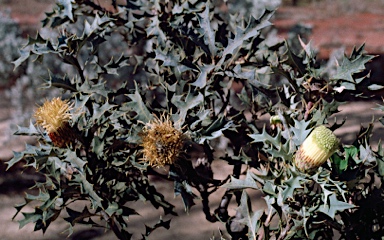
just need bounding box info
[7,0,384,239]
[294,125,339,173]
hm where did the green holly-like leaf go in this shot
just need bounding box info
[225,65,271,89]
[291,119,312,146]
[78,80,109,98]
[331,44,374,83]
[124,82,153,123]
[344,145,360,164]
[18,211,43,229]
[191,64,214,88]
[171,90,204,127]
[311,100,343,125]
[319,193,355,219]
[282,171,305,200]
[174,181,197,213]
[199,116,233,143]
[249,125,282,149]
[91,101,116,123]
[42,74,77,92]
[266,140,293,162]
[154,48,181,67]
[223,171,259,190]
[12,49,30,70]
[196,2,217,58]
[64,206,95,226]
[142,217,171,239]
[74,173,103,209]
[235,191,263,239]
[63,149,87,172]
[14,121,40,136]
[216,10,274,68]
[330,153,348,174]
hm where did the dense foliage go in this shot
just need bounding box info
[7,0,384,239]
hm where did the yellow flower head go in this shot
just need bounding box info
[140,114,185,168]
[34,98,75,147]
[34,98,73,134]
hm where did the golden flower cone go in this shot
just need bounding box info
[140,115,185,167]
[34,98,76,147]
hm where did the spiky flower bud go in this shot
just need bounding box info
[140,115,185,168]
[294,125,339,173]
[34,98,76,147]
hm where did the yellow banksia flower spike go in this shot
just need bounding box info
[140,114,185,168]
[34,97,76,148]
[294,125,339,173]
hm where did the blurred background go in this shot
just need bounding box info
[0,0,384,239]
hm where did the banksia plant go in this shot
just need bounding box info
[9,0,384,239]
[34,97,76,147]
[294,125,339,173]
[140,115,186,168]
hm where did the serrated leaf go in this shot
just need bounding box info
[105,202,123,216]
[92,101,116,123]
[83,14,113,36]
[154,48,181,67]
[143,217,171,238]
[64,150,87,172]
[19,212,42,229]
[331,49,374,82]
[216,10,273,68]
[74,173,103,209]
[174,181,197,212]
[12,49,30,70]
[14,121,40,136]
[171,91,204,127]
[42,74,77,92]
[64,206,94,225]
[225,65,271,89]
[191,64,214,88]
[235,191,263,239]
[58,0,74,21]
[319,194,355,219]
[199,117,233,143]
[291,119,312,146]
[222,171,259,190]
[146,16,166,46]
[330,153,348,174]
[124,82,153,122]
[7,151,28,171]
[266,141,293,161]
[249,125,281,149]
[368,84,384,91]
[196,2,217,57]
[78,81,109,98]
[284,41,306,76]
[282,172,304,200]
